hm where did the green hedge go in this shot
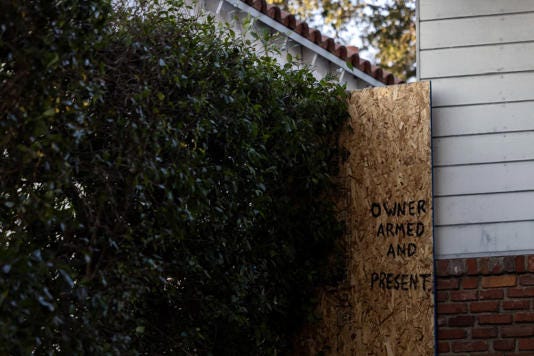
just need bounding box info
[1,1,348,353]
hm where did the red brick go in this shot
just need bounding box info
[481,275,517,288]
[449,315,475,327]
[438,341,450,353]
[480,257,490,275]
[471,353,505,356]
[436,291,449,302]
[489,257,505,274]
[508,287,534,298]
[436,260,449,276]
[466,258,478,275]
[437,278,459,290]
[519,273,534,286]
[516,255,526,273]
[519,338,534,351]
[503,256,515,272]
[470,301,499,313]
[478,314,513,325]
[452,341,488,353]
[479,289,504,300]
[437,316,447,327]
[516,312,534,323]
[501,325,534,338]
[448,259,466,276]
[451,290,478,301]
[528,255,534,272]
[438,303,467,315]
[472,327,497,339]
[462,277,478,289]
[493,339,515,351]
[438,328,467,340]
[502,299,530,310]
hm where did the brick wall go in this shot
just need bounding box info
[436,255,534,355]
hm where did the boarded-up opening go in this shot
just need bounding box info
[295,81,434,355]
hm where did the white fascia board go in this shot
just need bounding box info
[224,0,385,87]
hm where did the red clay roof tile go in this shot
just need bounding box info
[359,59,371,74]
[295,20,309,36]
[266,4,281,21]
[251,0,266,12]
[308,29,322,44]
[280,11,297,29]
[246,0,402,85]
[335,44,347,59]
[320,35,336,53]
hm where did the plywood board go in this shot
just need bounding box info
[295,82,434,355]
[342,81,434,355]
[419,0,534,20]
[420,13,534,49]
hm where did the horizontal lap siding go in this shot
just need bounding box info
[419,0,534,20]
[435,192,534,226]
[434,162,534,196]
[420,13,534,49]
[420,42,534,78]
[418,1,534,258]
[430,73,534,107]
[435,223,534,258]
[433,131,534,166]
[432,102,534,136]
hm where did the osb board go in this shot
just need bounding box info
[294,82,434,356]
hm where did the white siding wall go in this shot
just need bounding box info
[418,0,534,258]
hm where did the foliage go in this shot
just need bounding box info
[270,0,416,81]
[360,0,416,80]
[1,0,112,352]
[1,0,347,354]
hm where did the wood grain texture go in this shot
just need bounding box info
[345,81,434,355]
[297,82,434,355]
[296,82,435,356]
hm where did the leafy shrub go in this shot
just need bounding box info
[1,0,347,353]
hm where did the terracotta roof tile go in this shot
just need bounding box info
[295,21,308,36]
[251,0,266,12]
[307,28,322,44]
[348,53,360,68]
[280,11,297,29]
[320,35,336,53]
[359,59,371,74]
[335,44,347,60]
[372,66,383,80]
[245,0,403,85]
[266,4,281,21]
